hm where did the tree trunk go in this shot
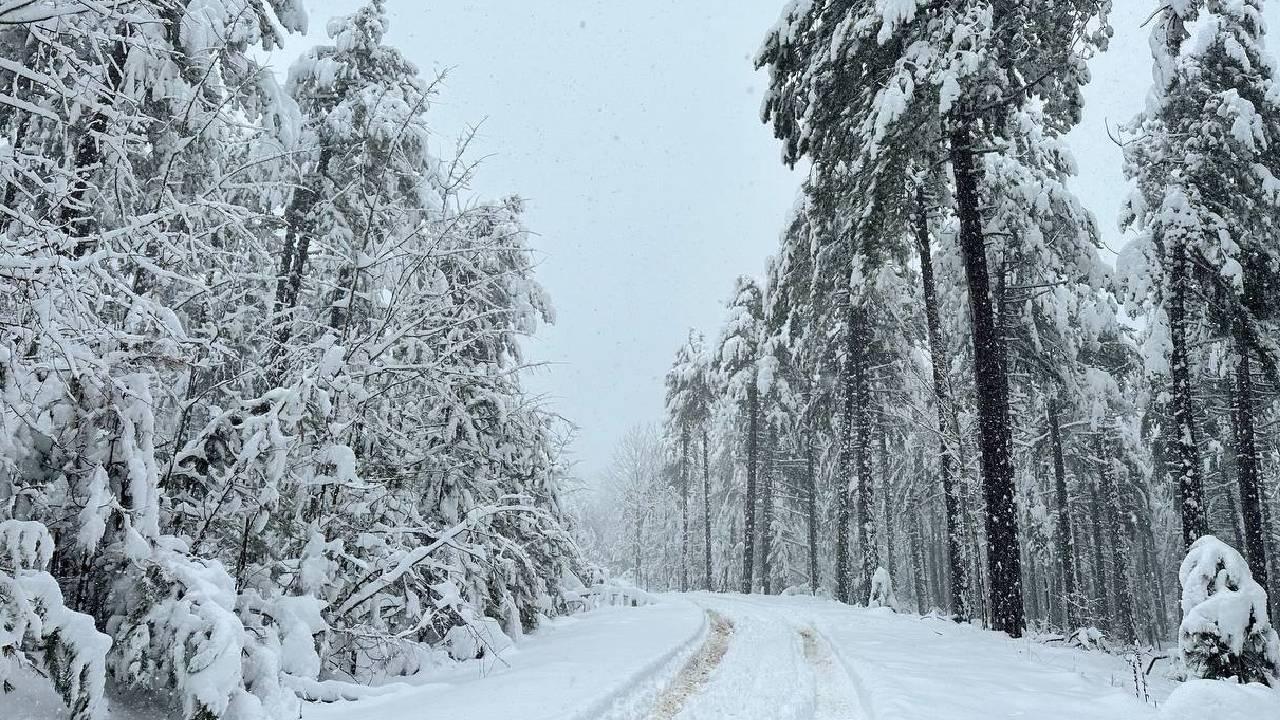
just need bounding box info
[807,437,819,594]
[915,186,969,619]
[1167,245,1207,547]
[680,428,691,593]
[1087,477,1110,629]
[742,379,759,594]
[880,424,895,585]
[760,428,776,595]
[703,428,714,591]
[836,298,858,603]
[910,514,929,613]
[853,306,876,603]
[1047,400,1079,628]
[1233,337,1270,593]
[950,121,1024,636]
[1098,437,1136,645]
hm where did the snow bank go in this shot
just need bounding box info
[1159,678,1280,720]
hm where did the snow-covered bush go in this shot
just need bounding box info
[109,540,307,720]
[0,521,111,720]
[1178,536,1280,685]
[1067,627,1107,653]
[868,567,898,611]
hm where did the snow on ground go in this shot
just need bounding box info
[14,592,1277,720]
[683,593,1175,720]
[762,595,1171,719]
[304,600,706,720]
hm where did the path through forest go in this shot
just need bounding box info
[295,594,1174,720]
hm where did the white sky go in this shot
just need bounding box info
[272,1,1280,476]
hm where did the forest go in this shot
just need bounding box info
[0,2,588,718]
[3,1,1280,719]
[577,0,1280,679]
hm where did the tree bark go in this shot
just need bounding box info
[835,298,858,603]
[1167,247,1207,547]
[807,437,819,594]
[914,186,969,619]
[1232,247,1271,593]
[950,120,1024,636]
[742,378,759,594]
[1098,437,1136,645]
[1087,476,1110,629]
[703,427,714,591]
[680,428,691,593]
[760,428,776,595]
[1047,400,1079,628]
[880,424,895,585]
[853,307,876,603]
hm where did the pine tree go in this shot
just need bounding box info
[759,0,1110,635]
[665,330,714,592]
[718,277,767,594]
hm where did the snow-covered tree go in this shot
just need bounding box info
[1120,2,1280,605]
[758,0,1112,637]
[718,277,767,593]
[1179,536,1279,684]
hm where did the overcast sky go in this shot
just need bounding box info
[273,1,1280,477]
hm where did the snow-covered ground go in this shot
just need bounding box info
[304,601,706,720]
[13,593,1277,719]
[671,594,1176,719]
[298,593,1193,720]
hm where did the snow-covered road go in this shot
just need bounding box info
[673,594,1165,720]
[302,593,1175,720]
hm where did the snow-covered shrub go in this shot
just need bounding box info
[1178,536,1280,684]
[0,521,111,720]
[110,539,304,720]
[868,567,898,610]
[1067,627,1107,653]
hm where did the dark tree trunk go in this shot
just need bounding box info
[835,298,858,603]
[880,424,895,584]
[703,428,713,591]
[1167,246,1207,547]
[914,192,970,619]
[1047,400,1079,628]
[854,316,876,602]
[807,437,819,594]
[950,121,1024,636]
[1225,478,1246,554]
[1087,477,1110,629]
[1098,438,1135,645]
[1233,336,1270,593]
[742,378,759,594]
[1141,519,1169,642]
[760,428,776,595]
[910,504,929,614]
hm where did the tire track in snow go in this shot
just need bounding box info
[800,626,872,720]
[807,625,879,720]
[650,611,735,720]
[722,595,872,720]
[672,594,816,719]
